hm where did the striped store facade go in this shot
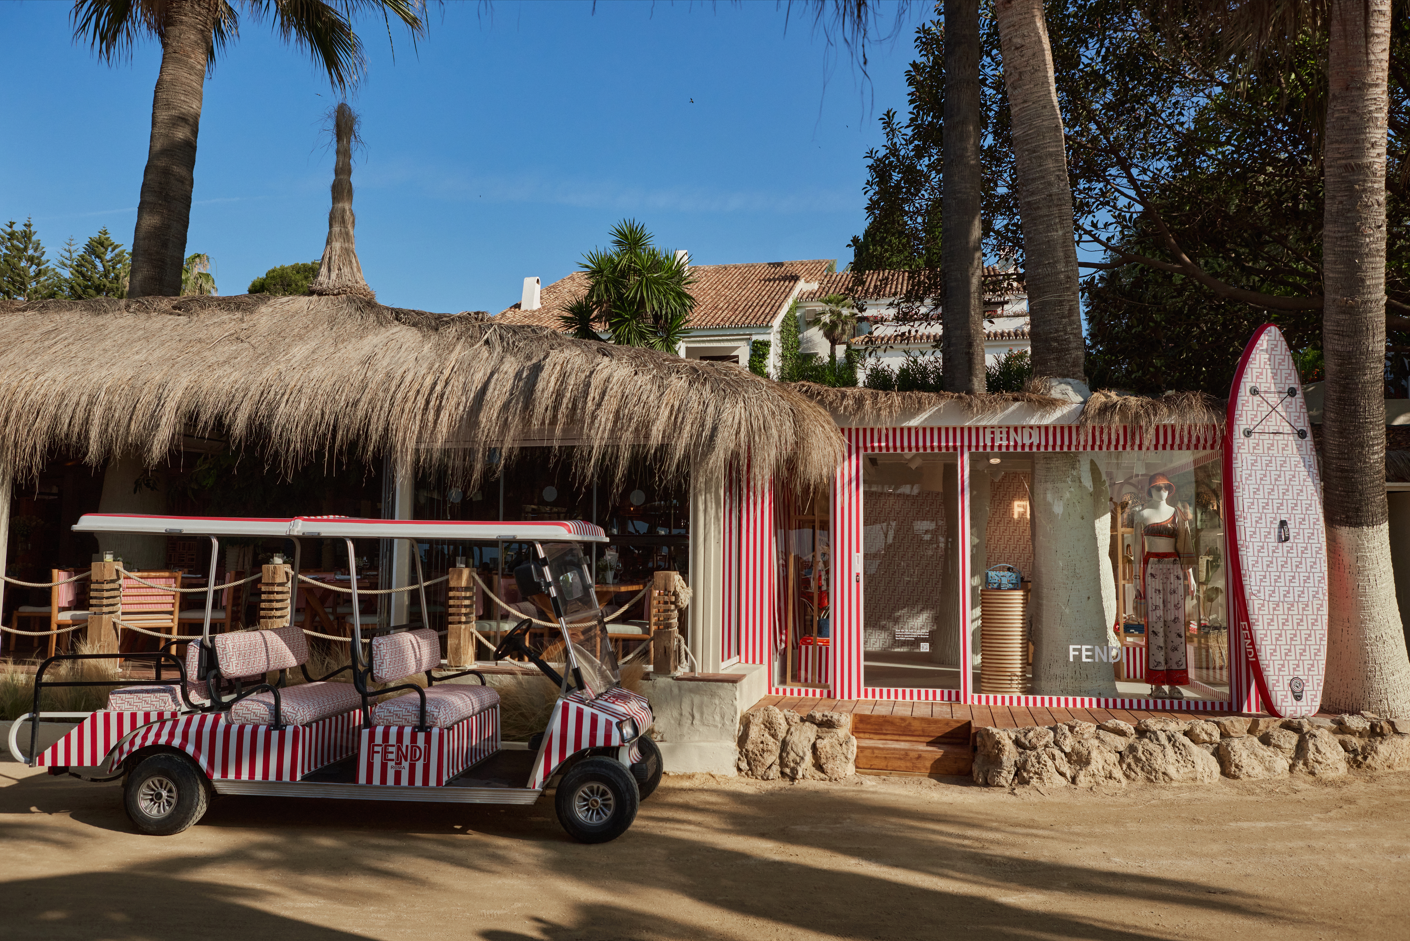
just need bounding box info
[719,423,1261,715]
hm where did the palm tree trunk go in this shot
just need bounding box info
[994,0,1083,382]
[942,0,987,394]
[1322,0,1410,716]
[311,103,375,298]
[127,0,216,299]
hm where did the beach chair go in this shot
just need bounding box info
[9,569,89,659]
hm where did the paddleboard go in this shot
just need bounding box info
[1225,324,1328,717]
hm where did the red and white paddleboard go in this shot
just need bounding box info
[1224,325,1328,717]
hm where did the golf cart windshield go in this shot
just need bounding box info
[542,542,621,698]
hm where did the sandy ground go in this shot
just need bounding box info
[2,740,1407,941]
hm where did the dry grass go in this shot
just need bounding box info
[495,657,647,742]
[0,641,119,720]
[792,381,1068,423]
[1078,388,1225,429]
[0,295,844,491]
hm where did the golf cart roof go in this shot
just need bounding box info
[72,513,608,543]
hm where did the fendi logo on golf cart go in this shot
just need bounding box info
[369,742,429,769]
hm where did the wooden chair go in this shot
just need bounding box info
[8,569,90,659]
[118,570,181,652]
[176,570,245,636]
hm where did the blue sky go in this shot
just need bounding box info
[0,1,923,314]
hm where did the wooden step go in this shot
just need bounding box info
[855,738,973,777]
[851,713,971,744]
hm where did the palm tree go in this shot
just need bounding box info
[816,293,858,364]
[941,0,986,395]
[71,0,425,299]
[181,252,216,295]
[565,220,696,353]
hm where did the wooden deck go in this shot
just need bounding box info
[750,695,1260,728]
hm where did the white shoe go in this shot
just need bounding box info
[1167,686,1185,700]
[1151,685,1168,698]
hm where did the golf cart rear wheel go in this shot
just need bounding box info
[124,753,209,836]
[631,734,663,801]
[555,757,639,844]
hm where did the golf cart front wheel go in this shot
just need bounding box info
[631,734,664,801]
[124,753,209,836]
[555,757,639,844]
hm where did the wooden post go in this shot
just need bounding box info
[652,627,680,675]
[86,559,121,655]
[259,563,292,630]
[446,565,477,668]
[649,571,681,674]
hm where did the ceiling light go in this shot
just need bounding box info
[989,457,1002,465]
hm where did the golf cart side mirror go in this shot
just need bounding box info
[514,562,543,600]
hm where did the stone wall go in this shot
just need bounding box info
[737,706,857,781]
[973,712,1410,788]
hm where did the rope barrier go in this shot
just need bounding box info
[115,569,263,594]
[295,573,450,595]
[0,621,89,637]
[1,572,91,588]
[465,570,651,628]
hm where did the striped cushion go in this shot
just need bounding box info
[371,684,499,729]
[371,628,441,682]
[213,624,307,678]
[107,685,184,712]
[228,680,363,726]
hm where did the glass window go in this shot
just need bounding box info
[779,487,831,687]
[970,450,1229,702]
[860,452,962,691]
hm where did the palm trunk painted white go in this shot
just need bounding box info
[389,470,414,627]
[96,456,166,569]
[1094,466,1118,651]
[1030,453,1118,696]
[967,471,989,671]
[931,462,986,667]
[688,466,725,674]
[1326,523,1410,715]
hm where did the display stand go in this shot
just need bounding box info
[979,587,1029,694]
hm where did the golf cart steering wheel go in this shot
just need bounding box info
[494,618,535,662]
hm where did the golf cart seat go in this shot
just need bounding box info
[220,624,362,726]
[106,638,255,712]
[368,628,499,728]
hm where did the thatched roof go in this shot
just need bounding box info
[0,295,845,489]
[793,383,1226,429]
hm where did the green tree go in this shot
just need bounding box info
[63,227,131,299]
[816,294,858,364]
[72,0,425,299]
[776,301,805,382]
[559,220,697,352]
[0,218,60,300]
[747,339,771,376]
[181,252,217,295]
[248,261,320,295]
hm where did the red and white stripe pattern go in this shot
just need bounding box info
[357,705,498,786]
[829,444,865,699]
[792,644,831,686]
[969,693,1227,711]
[530,692,643,790]
[738,474,776,669]
[107,710,359,780]
[845,424,1221,453]
[722,470,740,664]
[859,687,962,702]
[35,711,178,767]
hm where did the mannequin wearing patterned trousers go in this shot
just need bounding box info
[1136,473,1195,696]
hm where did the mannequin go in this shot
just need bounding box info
[1135,473,1195,698]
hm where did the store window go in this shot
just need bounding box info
[970,450,1229,701]
[779,487,830,687]
[860,452,962,691]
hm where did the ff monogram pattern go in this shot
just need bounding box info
[1228,325,1328,718]
[1143,554,1190,686]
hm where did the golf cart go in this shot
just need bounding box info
[10,514,662,844]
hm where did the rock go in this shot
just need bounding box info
[813,728,857,780]
[778,721,819,781]
[737,710,784,779]
[1052,724,1078,753]
[1280,718,1313,734]
[783,710,803,729]
[1015,727,1055,751]
[805,710,851,731]
[1308,716,1337,731]
[1291,729,1348,777]
[1068,741,1126,787]
[755,706,790,741]
[1099,719,1136,739]
[1185,721,1221,745]
[1353,734,1410,772]
[1121,735,1221,784]
[1370,719,1397,738]
[1095,730,1132,752]
[1065,720,1098,741]
[1260,728,1300,758]
[973,727,1019,787]
[1335,735,1365,758]
[1335,714,1372,736]
[1136,717,1186,735]
[1359,711,1381,720]
[1389,717,1410,735]
[1013,746,1069,787]
[1248,717,1283,735]
[1144,730,1173,746]
[1214,716,1252,738]
[1216,736,1290,780]
[1196,743,1216,754]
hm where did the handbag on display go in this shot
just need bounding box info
[985,564,1022,590]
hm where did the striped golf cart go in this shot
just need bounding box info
[9,514,660,844]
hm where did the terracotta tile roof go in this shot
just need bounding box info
[798,266,1023,304]
[495,259,836,331]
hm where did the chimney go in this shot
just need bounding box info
[521,276,541,311]
[675,249,689,269]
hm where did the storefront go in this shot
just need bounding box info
[718,405,1258,715]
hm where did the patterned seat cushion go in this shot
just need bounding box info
[213,623,307,677]
[371,684,499,728]
[228,680,363,726]
[371,628,442,682]
[107,684,185,712]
